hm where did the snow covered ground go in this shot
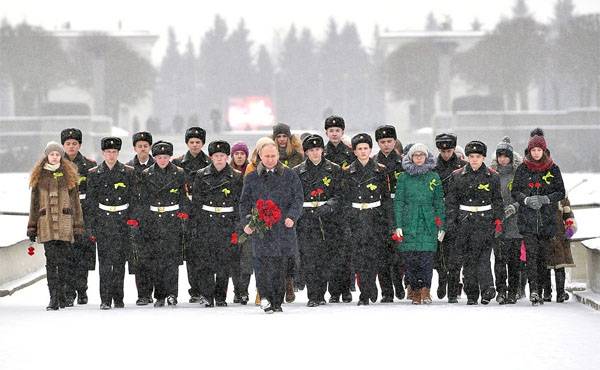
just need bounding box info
[1,269,599,370]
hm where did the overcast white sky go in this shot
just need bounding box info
[2,0,600,64]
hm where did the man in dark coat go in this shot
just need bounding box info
[293,134,343,307]
[126,131,156,305]
[239,138,304,313]
[343,133,394,306]
[433,133,467,302]
[511,133,565,305]
[136,141,189,307]
[172,127,211,303]
[61,128,97,306]
[191,140,243,307]
[374,125,405,302]
[323,115,355,302]
[86,137,137,309]
[445,141,503,305]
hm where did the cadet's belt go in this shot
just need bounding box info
[459,204,492,212]
[79,194,86,200]
[202,205,234,213]
[390,193,396,199]
[351,201,381,210]
[150,204,180,213]
[303,201,327,208]
[98,203,129,212]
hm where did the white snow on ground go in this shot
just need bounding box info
[1,269,599,370]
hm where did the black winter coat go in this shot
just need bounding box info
[239,162,304,257]
[511,158,565,237]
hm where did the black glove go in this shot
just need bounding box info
[315,204,333,217]
[27,230,36,243]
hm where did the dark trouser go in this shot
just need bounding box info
[300,243,328,302]
[522,234,551,295]
[494,238,521,296]
[254,256,287,308]
[378,243,404,298]
[434,233,454,290]
[447,233,464,299]
[186,259,202,298]
[541,267,566,297]
[327,231,352,298]
[198,269,230,303]
[153,256,178,300]
[357,269,377,302]
[455,224,494,301]
[65,240,93,300]
[402,251,435,290]
[44,241,72,302]
[232,273,252,297]
[97,240,127,304]
[135,259,154,299]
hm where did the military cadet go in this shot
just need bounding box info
[136,141,189,307]
[433,133,467,302]
[293,134,342,307]
[172,127,211,303]
[323,115,355,302]
[191,140,243,307]
[86,137,137,309]
[445,141,503,305]
[374,124,405,302]
[342,133,394,306]
[61,128,97,306]
[126,131,155,305]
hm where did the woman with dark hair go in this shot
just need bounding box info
[512,132,565,305]
[27,141,84,310]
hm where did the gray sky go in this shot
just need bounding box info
[3,0,600,64]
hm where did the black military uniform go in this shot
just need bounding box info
[445,141,503,305]
[126,131,156,305]
[323,116,355,302]
[433,133,467,302]
[172,127,211,302]
[374,125,405,302]
[293,135,343,307]
[86,137,136,309]
[342,133,394,305]
[136,141,189,307]
[191,141,243,307]
[61,128,97,306]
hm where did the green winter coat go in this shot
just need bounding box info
[394,159,445,252]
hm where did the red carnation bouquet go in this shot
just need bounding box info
[238,199,282,244]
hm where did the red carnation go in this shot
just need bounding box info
[177,212,189,220]
[565,219,574,227]
[238,199,283,244]
[434,216,443,228]
[534,182,541,189]
[27,245,35,256]
[231,232,238,245]
[391,233,403,243]
[495,219,503,233]
[528,182,534,189]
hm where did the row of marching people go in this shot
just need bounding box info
[26,118,574,311]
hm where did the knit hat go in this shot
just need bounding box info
[231,141,249,157]
[407,143,429,159]
[528,135,547,152]
[496,136,514,161]
[45,141,64,156]
[272,123,291,137]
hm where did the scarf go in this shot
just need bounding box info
[523,154,554,173]
[402,152,436,176]
[43,163,60,172]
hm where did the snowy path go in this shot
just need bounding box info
[1,268,599,370]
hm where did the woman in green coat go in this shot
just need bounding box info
[394,143,445,304]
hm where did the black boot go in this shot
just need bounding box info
[396,284,406,300]
[437,275,447,299]
[77,291,88,305]
[46,296,60,311]
[555,268,568,303]
[481,287,496,305]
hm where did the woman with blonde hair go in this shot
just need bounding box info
[27,141,84,310]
